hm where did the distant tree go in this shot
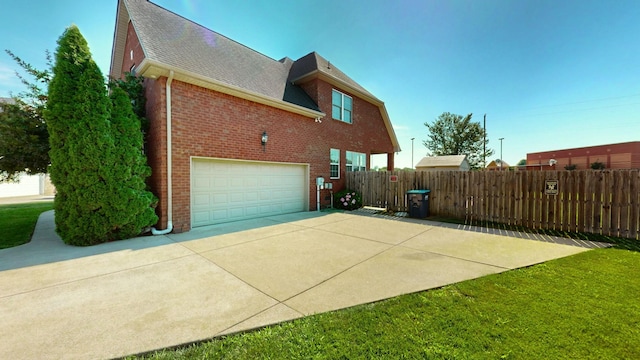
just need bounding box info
[0,50,52,182]
[517,159,526,166]
[590,161,606,170]
[424,112,493,169]
[0,102,49,182]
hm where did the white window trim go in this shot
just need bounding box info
[332,89,353,124]
[346,151,367,172]
[330,148,340,179]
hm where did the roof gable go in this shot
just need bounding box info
[486,159,510,168]
[416,155,468,168]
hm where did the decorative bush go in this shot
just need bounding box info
[334,189,363,211]
[565,164,577,170]
[590,161,606,170]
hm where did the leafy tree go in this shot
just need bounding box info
[517,159,527,166]
[5,49,52,105]
[423,112,493,169]
[0,50,52,182]
[0,102,49,182]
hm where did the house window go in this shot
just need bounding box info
[332,89,352,123]
[346,151,366,172]
[330,148,340,179]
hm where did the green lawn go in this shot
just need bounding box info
[133,248,640,359]
[0,202,54,249]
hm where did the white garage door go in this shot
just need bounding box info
[191,159,308,227]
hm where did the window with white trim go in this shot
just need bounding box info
[346,151,366,172]
[332,89,352,123]
[330,148,340,179]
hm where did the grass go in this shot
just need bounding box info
[0,201,54,249]
[130,248,640,359]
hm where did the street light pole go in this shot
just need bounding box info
[411,137,415,168]
[499,137,504,170]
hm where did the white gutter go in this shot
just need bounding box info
[152,70,174,235]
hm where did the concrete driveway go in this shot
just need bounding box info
[0,210,602,359]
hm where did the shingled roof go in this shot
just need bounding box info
[110,0,399,150]
[289,52,379,101]
[416,155,469,168]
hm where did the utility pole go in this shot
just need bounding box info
[411,137,415,168]
[483,114,486,169]
[499,137,504,170]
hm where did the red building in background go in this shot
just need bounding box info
[526,141,640,170]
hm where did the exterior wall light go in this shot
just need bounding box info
[261,131,268,152]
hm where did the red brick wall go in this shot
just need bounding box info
[119,21,144,79]
[527,142,640,170]
[145,77,394,232]
[144,78,168,228]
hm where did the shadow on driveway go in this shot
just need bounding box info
[0,210,334,272]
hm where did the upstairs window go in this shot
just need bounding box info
[332,89,352,124]
[346,151,366,172]
[330,148,340,179]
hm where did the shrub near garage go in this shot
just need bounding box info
[334,189,362,210]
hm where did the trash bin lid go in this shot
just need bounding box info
[406,189,430,194]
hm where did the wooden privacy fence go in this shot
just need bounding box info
[346,170,640,240]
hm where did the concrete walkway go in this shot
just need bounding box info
[0,210,603,359]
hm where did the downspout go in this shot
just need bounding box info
[152,70,175,235]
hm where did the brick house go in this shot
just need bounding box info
[109,0,400,232]
[526,141,640,171]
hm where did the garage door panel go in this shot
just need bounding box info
[211,193,228,204]
[192,159,307,227]
[193,194,211,206]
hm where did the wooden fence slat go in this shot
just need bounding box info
[618,171,629,238]
[610,171,622,237]
[625,170,640,239]
[568,171,577,233]
[602,171,613,236]
[558,171,568,232]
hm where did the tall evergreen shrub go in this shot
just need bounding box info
[45,25,157,245]
[45,26,114,245]
[108,87,157,239]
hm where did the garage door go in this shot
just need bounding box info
[191,159,308,227]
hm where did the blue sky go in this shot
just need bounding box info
[1,0,639,169]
